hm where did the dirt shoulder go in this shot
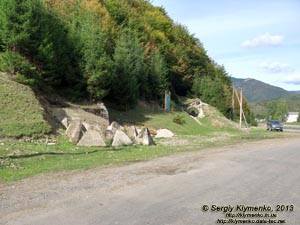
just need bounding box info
[0,137,297,224]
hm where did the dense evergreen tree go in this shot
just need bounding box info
[31,3,79,87]
[0,0,82,90]
[65,3,113,99]
[147,49,169,99]
[109,31,141,110]
[0,0,39,84]
[0,0,33,52]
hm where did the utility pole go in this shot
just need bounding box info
[239,89,243,129]
[234,88,248,129]
[232,86,235,121]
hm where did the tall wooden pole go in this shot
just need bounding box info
[239,89,243,128]
[232,87,235,121]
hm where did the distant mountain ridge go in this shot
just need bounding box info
[231,77,297,102]
[290,90,300,94]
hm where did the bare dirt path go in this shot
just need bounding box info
[1,137,299,225]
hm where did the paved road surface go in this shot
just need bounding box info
[1,138,299,225]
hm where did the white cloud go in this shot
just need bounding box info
[283,75,300,85]
[241,33,284,48]
[259,62,294,73]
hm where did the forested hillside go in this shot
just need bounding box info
[0,0,232,117]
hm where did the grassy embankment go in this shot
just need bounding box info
[1,100,296,182]
[0,76,51,138]
[1,76,297,182]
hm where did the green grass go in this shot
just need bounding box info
[109,102,236,136]
[1,130,298,182]
[286,122,300,125]
[0,135,182,181]
[0,76,51,137]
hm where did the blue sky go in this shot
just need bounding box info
[151,0,300,91]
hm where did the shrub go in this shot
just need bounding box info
[173,114,186,125]
[250,120,258,127]
[0,52,39,86]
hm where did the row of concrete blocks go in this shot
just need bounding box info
[64,119,156,147]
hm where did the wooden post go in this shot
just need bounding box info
[232,87,235,121]
[239,89,243,129]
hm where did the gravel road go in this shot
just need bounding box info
[1,138,299,225]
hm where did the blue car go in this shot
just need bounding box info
[267,120,283,132]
